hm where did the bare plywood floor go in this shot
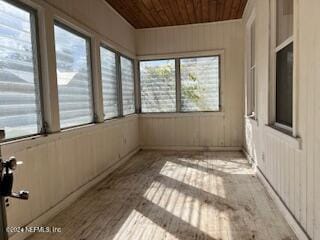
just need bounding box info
[28,151,297,240]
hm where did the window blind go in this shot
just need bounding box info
[0,0,42,139]
[100,47,118,119]
[180,56,220,112]
[54,24,93,129]
[140,60,176,113]
[121,56,135,115]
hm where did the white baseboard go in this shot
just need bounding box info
[256,168,311,240]
[9,147,141,240]
[141,145,242,152]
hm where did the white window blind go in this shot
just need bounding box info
[54,24,93,129]
[121,56,135,115]
[100,47,118,119]
[0,0,42,139]
[140,60,176,113]
[180,56,220,112]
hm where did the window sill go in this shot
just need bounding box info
[0,114,139,152]
[139,111,225,118]
[264,124,302,150]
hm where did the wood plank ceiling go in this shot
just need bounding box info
[105,0,248,29]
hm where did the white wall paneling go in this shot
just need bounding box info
[137,20,245,149]
[243,0,320,239]
[1,115,139,240]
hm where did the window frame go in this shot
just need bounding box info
[99,43,137,119]
[246,10,257,120]
[119,54,136,116]
[179,55,221,113]
[53,20,95,130]
[138,58,177,114]
[99,43,121,120]
[269,0,297,136]
[138,52,222,114]
[0,0,45,142]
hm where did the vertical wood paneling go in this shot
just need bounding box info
[137,20,244,149]
[1,116,140,235]
[244,0,320,239]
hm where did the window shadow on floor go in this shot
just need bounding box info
[27,151,297,240]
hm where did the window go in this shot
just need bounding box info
[180,56,220,112]
[247,17,257,117]
[276,42,293,127]
[0,0,42,139]
[273,0,293,129]
[54,23,93,129]
[121,56,135,115]
[140,60,176,113]
[100,47,118,119]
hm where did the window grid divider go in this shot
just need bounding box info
[116,54,123,117]
[136,60,142,113]
[175,59,181,112]
[31,6,46,134]
[91,38,104,123]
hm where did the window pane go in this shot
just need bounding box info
[121,56,135,115]
[54,24,93,128]
[276,0,293,46]
[100,47,118,119]
[181,56,220,112]
[0,0,41,139]
[248,20,256,116]
[250,21,255,67]
[249,67,256,115]
[276,43,293,127]
[140,60,176,113]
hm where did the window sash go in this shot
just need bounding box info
[248,66,256,117]
[275,42,293,128]
[54,22,94,129]
[180,56,220,112]
[100,46,119,119]
[121,56,135,116]
[0,0,43,140]
[140,59,177,113]
[139,55,221,113]
[270,0,294,132]
[247,17,257,118]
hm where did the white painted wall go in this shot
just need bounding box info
[136,20,245,149]
[0,1,139,240]
[244,0,320,239]
[4,0,320,239]
[42,0,136,56]
[2,116,139,240]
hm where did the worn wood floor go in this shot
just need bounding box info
[28,151,297,240]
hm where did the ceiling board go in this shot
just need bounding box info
[106,0,248,29]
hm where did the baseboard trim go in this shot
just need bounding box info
[256,167,311,240]
[9,147,141,240]
[141,145,242,151]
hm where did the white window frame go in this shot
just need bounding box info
[245,10,257,120]
[139,58,177,114]
[120,54,136,116]
[53,20,95,130]
[269,0,298,136]
[138,50,224,114]
[99,43,137,119]
[0,0,45,142]
[99,44,120,120]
